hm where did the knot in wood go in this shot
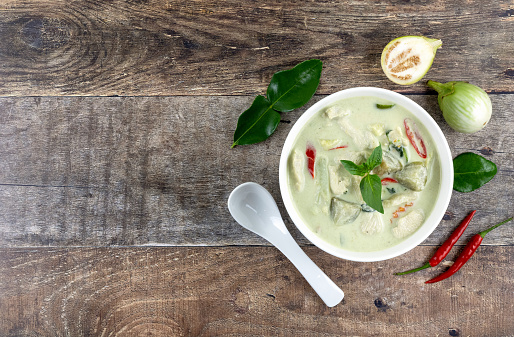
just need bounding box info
[20,17,71,50]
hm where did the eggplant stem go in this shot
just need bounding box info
[427,80,454,97]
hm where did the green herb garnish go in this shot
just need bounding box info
[386,129,408,161]
[376,103,395,109]
[453,152,497,192]
[391,144,406,158]
[341,145,384,213]
[231,59,322,148]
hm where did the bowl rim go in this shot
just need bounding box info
[279,87,454,262]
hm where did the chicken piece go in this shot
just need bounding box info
[335,150,366,166]
[374,151,403,176]
[369,123,389,147]
[313,156,330,214]
[338,118,379,150]
[319,139,346,151]
[394,162,428,191]
[387,126,409,148]
[392,209,425,238]
[360,212,384,235]
[328,164,351,195]
[349,175,364,203]
[290,149,305,192]
[387,127,409,160]
[330,198,361,225]
[369,123,386,137]
[325,105,351,119]
[383,190,418,208]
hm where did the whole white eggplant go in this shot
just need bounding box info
[427,80,492,133]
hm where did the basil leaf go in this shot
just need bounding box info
[360,174,384,214]
[341,146,384,213]
[366,145,383,170]
[453,152,497,193]
[341,160,367,176]
[267,59,322,112]
[376,104,395,109]
[231,96,280,148]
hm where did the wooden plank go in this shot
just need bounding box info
[0,246,512,336]
[0,0,513,96]
[0,95,512,247]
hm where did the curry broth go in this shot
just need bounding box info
[287,96,441,252]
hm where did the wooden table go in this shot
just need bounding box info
[1,1,513,336]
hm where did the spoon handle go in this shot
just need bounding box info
[271,230,344,307]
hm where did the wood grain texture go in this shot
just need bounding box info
[0,0,513,96]
[0,246,513,336]
[0,95,512,247]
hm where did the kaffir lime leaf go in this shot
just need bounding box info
[381,36,442,85]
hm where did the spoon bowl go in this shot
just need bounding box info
[228,182,344,307]
[227,182,291,244]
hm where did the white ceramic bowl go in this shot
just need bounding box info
[279,87,453,262]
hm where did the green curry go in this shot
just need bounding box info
[287,96,441,252]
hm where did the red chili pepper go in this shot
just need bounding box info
[306,143,316,179]
[425,217,513,284]
[395,211,476,275]
[329,145,348,150]
[390,203,414,223]
[381,177,398,185]
[404,118,427,159]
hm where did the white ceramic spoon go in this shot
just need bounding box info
[228,182,344,307]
